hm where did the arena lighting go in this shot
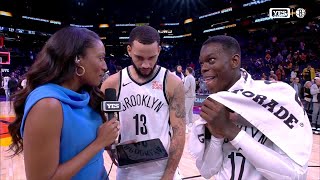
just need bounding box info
[198,7,232,19]
[199,11,220,19]
[99,24,109,28]
[221,7,232,14]
[119,37,129,39]
[211,21,229,27]
[115,24,136,27]
[100,37,106,39]
[203,24,236,33]
[160,23,179,26]
[22,16,61,25]
[163,33,191,39]
[22,16,49,22]
[158,29,173,34]
[243,0,271,7]
[0,11,12,17]
[49,20,61,25]
[254,16,273,23]
[135,23,149,26]
[184,18,193,24]
[70,24,93,28]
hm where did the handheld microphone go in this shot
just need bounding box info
[102,88,122,121]
[102,88,122,152]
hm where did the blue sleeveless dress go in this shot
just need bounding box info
[20,83,108,180]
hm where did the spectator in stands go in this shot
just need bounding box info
[303,81,313,115]
[274,52,284,66]
[300,42,305,51]
[283,59,293,76]
[195,78,200,92]
[175,65,185,82]
[290,77,303,99]
[269,71,278,81]
[315,69,320,78]
[299,52,308,64]
[264,52,273,71]
[276,65,285,81]
[292,51,300,65]
[189,62,195,70]
[303,65,316,82]
[292,65,300,79]
[261,73,267,80]
[310,77,320,133]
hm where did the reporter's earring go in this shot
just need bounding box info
[75,57,85,76]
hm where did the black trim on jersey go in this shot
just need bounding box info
[168,117,172,138]
[127,66,162,86]
[117,71,122,142]
[163,69,170,105]
[118,132,122,144]
[117,70,122,101]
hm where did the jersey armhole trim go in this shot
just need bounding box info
[163,69,170,105]
[117,70,122,101]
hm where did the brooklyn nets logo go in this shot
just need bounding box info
[295,8,306,18]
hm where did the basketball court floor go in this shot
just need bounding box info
[0,101,319,180]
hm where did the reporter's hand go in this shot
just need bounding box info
[96,118,119,148]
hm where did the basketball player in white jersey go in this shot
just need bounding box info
[101,25,186,180]
[197,36,310,179]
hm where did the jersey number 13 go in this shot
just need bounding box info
[134,114,148,135]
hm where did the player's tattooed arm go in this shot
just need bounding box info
[170,81,186,118]
[162,80,186,180]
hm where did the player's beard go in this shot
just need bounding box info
[132,60,157,78]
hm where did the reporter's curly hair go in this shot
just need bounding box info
[8,27,107,156]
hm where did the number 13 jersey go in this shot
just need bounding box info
[117,66,171,151]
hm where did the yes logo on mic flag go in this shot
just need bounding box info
[101,101,122,112]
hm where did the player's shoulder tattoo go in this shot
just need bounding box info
[169,80,186,118]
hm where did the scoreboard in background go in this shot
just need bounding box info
[0,52,10,64]
[0,26,48,36]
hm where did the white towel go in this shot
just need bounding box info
[188,118,207,160]
[189,69,313,166]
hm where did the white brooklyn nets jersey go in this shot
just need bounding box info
[117,66,176,179]
[217,126,273,180]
